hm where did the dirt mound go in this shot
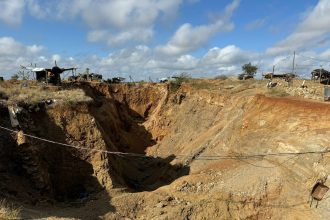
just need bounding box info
[0,79,329,219]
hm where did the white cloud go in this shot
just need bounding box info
[52,54,61,64]
[87,30,109,43]
[157,22,230,55]
[38,56,47,62]
[198,45,259,75]
[88,27,154,47]
[267,0,330,55]
[176,55,199,69]
[201,45,256,65]
[0,0,25,26]
[157,0,240,55]
[80,48,330,79]
[5,35,326,81]
[27,45,44,54]
[26,0,47,19]
[0,0,185,46]
[0,36,261,80]
[0,37,43,56]
[24,0,183,46]
[0,35,318,81]
[245,18,266,31]
[73,43,258,79]
[0,37,45,76]
[0,0,239,51]
[0,37,25,56]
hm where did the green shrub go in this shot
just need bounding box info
[169,73,191,92]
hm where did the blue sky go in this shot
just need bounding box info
[0,0,329,80]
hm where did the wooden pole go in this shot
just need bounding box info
[292,51,296,75]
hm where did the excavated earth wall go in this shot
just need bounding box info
[0,81,329,219]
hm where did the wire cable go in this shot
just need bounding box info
[0,125,148,158]
[297,54,330,63]
[1,125,330,163]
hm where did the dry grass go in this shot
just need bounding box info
[214,75,228,80]
[0,199,21,220]
[0,82,92,106]
[189,80,214,90]
[184,78,223,91]
[266,87,289,97]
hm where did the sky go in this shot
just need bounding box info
[1,0,330,80]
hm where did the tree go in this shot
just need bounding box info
[17,70,30,80]
[11,74,19,80]
[242,63,258,76]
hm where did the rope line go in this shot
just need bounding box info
[0,125,147,158]
[1,125,330,161]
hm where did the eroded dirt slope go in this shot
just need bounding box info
[0,79,329,219]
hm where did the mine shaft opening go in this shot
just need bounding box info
[82,84,190,192]
[0,83,190,204]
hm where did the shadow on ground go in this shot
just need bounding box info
[82,83,190,191]
[0,105,115,220]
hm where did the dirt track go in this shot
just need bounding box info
[0,79,329,219]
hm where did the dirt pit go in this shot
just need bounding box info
[0,79,329,219]
[0,82,189,201]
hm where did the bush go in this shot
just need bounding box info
[242,63,258,76]
[169,73,191,93]
[11,74,19,80]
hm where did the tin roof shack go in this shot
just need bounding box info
[22,65,75,85]
[311,69,330,80]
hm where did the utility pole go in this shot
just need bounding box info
[288,51,295,88]
[129,75,134,83]
[272,65,275,80]
[86,68,90,81]
[292,51,296,75]
[46,70,48,86]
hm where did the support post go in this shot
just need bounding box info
[292,51,296,75]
